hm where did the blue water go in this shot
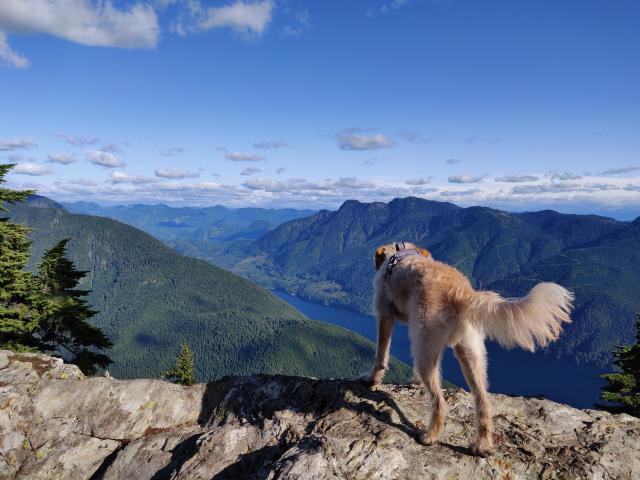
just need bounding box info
[274,291,607,409]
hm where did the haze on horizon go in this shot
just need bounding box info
[1,0,638,219]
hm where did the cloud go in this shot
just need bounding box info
[173,0,274,37]
[599,166,639,175]
[337,129,395,151]
[0,31,27,68]
[240,166,262,176]
[548,171,582,181]
[56,134,99,146]
[109,171,157,184]
[495,175,539,183]
[253,140,287,150]
[0,1,159,61]
[154,168,200,179]
[440,188,481,197]
[405,177,431,186]
[160,147,186,156]
[398,129,428,143]
[12,162,52,176]
[101,143,121,153]
[282,9,310,37]
[446,158,459,165]
[87,150,125,168]
[448,174,484,184]
[0,137,36,151]
[68,178,97,187]
[225,151,265,162]
[276,167,286,175]
[47,153,76,165]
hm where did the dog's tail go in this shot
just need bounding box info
[458,282,574,352]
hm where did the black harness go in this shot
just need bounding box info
[384,242,424,283]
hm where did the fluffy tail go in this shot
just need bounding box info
[462,282,574,352]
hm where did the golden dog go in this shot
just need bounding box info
[363,242,573,456]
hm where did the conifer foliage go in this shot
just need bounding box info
[600,314,640,417]
[0,164,112,374]
[165,343,196,386]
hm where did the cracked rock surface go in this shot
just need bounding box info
[1,350,639,479]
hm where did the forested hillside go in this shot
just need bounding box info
[6,199,410,382]
[215,197,639,367]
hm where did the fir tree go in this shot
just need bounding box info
[35,239,112,375]
[600,313,640,417]
[0,164,38,351]
[165,343,195,386]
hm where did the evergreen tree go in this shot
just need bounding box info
[35,239,112,375]
[600,313,640,417]
[165,343,195,386]
[0,164,38,351]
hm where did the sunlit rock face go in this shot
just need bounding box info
[1,349,639,479]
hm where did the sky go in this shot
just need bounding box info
[1,0,639,218]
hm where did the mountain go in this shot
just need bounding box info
[5,198,409,382]
[3,349,639,479]
[216,197,640,367]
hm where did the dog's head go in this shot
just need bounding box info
[374,242,431,271]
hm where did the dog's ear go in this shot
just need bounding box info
[418,247,431,258]
[374,247,387,271]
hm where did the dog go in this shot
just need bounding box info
[362,242,573,456]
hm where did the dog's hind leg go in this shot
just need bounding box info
[410,320,449,445]
[362,312,395,386]
[454,329,494,457]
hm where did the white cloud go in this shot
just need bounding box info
[599,166,639,175]
[0,1,160,53]
[174,0,274,36]
[160,147,186,156]
[337,129,395,151]
[225,151,265,162]
[548,171,582,181]
[0,137,36,151]
[448,174,484,184]
[405,177,431,186]
[154,168,200,179]
[110,171,157,184]
[12,162,52,176]
[47,153,76,165]
[495,175,539,183]
[56,133,99,146]
[253,139,287,150]
[87,150,125,168]
[0,31,28,68]
[240,166,262,176]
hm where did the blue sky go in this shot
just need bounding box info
[1,0,639,217]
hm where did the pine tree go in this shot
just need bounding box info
[35,239,112,375]
[0,164,38,351]
[600,313,640,417]
[165,343,195,386]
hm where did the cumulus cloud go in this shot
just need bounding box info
[47,153,76,165]
[253,139,287,150]
[405,177,431,186]
[446,158,460,165]
[109,171,157,184]
[0,1,159,58]
[56,134,99,146]
[0,137,36,151]
[160,147,186,156]
[495,175,539,183]
[337,129,395,151]
[154,168,200,179]
[599,166,639,175]
[225,151,265,162]
[12,162,52,176]
[173,0,274,36]
[87,150,125,168]
[448,174,484,184]
[240,166,262,176]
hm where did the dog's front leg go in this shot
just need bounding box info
[361,313,394,386]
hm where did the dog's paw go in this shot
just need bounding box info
[415,422,438,446]
[470,438,495,457]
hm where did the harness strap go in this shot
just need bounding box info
[384,245,424,283]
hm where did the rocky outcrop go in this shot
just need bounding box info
[1,350,639,479]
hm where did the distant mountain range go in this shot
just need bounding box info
[212,197,639,367]
[6,197,409,382]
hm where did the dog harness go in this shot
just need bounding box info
[384,242,425,283]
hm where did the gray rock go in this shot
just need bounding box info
[1,350,639,479]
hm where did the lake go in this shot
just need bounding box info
[274,290,608,409]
